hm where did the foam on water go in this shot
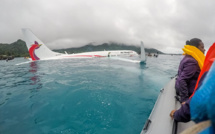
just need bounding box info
[0,55,180,134]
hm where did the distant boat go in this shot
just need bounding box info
[0,55,14,61]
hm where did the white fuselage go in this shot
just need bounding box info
[42,50,139,60]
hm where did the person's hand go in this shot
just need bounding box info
[170,110,176,119]
[182,101,186,105]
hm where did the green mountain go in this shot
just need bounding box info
[0,39,29,57]
[54,42,164,54]
[0,40,164,57]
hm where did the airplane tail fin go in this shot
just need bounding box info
[140,41,146,63]
[22,28,60,61]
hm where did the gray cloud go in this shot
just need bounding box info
[0,0,215,53]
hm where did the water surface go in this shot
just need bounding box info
[0,55,180,134]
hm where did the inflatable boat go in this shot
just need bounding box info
[140,77,195,134]
[141,43,215,134]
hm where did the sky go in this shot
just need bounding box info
[0,0,215,53]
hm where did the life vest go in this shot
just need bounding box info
[182,45,205,69]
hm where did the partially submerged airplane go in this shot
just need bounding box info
[21,29,146,64]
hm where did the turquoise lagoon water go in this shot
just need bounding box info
[0,55,180,134]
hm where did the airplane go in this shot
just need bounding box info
[20,28,146,64]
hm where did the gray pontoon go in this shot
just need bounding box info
[140,77,195,134]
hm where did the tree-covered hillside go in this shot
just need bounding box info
[54,42,164,54]
[0,39,29,57]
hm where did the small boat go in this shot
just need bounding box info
[140,77,195,134]
[24,57,29,59]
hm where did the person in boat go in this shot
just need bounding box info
[170,72,207,122]
[170,42,215,123]
[192,68,215,133]
[175,38,205,103]
[188,60,215,133]
[170,38,206,122]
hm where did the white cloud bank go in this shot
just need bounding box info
[0,0,215,53]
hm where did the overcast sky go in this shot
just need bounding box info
[0,0,215,53]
